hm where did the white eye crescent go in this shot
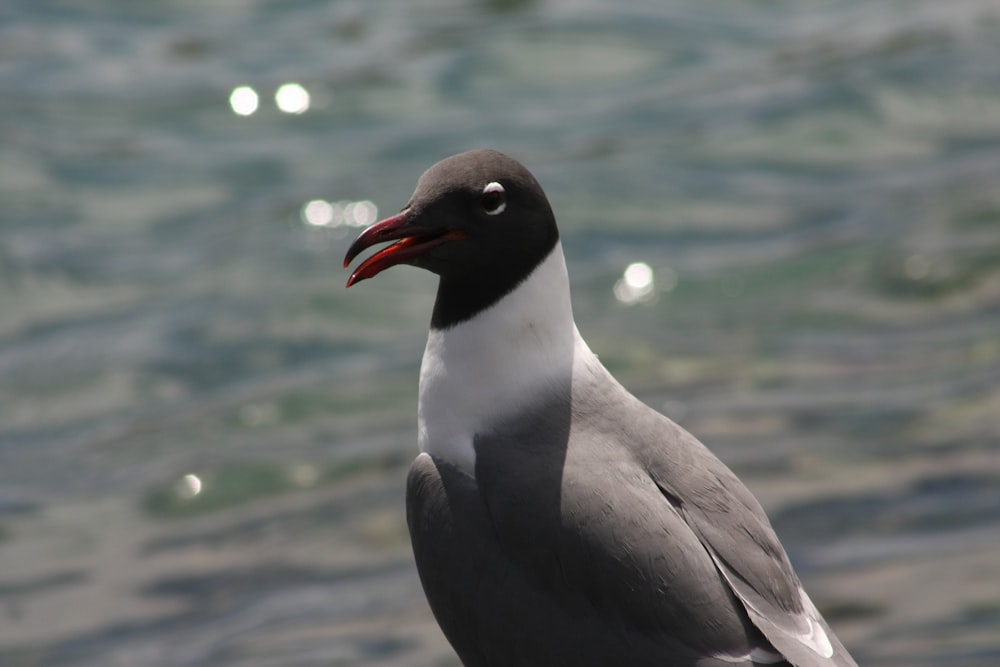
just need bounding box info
[480,181,506,216]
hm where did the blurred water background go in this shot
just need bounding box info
[2,0,1000,665]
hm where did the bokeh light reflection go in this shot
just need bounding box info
[302,199,335,227]
[176,473,203,499]
[345,199,377,227]
[275,82,310,114]
[301,199,377,228]
[229,85,259,116]
[614,261,657,304]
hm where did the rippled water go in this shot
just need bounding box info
[2,1,1000,665]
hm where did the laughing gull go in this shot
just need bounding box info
[343,149,857,666]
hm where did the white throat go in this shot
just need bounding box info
[417,243,590,474]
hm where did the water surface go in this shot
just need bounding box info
[2,1,999,665]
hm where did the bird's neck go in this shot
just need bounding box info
[417,243,586,473]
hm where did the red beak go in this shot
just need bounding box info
[343,211,469,287]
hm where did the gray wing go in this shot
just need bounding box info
[612,389,858,667]
[407,452,770,667]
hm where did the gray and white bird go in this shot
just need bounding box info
[344,149,858,667]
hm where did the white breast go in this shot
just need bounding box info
[417,243,592,474]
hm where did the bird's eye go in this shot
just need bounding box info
[480,181,506,216]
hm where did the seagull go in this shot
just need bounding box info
[343,149,858,667]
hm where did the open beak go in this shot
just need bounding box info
[343,210,469,287]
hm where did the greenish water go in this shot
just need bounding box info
[2,1,999,665]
